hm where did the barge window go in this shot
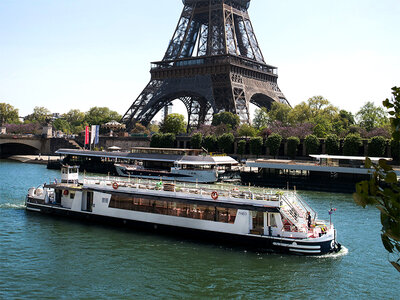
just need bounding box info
[109,195,237,224]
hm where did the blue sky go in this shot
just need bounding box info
[1,0,399,119]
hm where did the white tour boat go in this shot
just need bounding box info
[26,166,341,255]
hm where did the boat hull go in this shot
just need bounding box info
[26,201,340,255]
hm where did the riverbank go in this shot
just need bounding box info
[8,155,59,164]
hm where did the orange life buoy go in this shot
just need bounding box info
[63,190,69,196]
[211,191,218,200]
[112,182,119,190]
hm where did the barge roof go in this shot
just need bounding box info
[55,149,238,165]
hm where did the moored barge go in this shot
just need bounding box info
[26,166,341,255]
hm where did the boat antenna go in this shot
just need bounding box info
[202,147,208,154]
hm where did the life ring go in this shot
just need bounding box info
[112,182,119,190]
[211,191,218,200]
[63,190,69,196]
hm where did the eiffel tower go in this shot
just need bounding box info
[122,0,289,131]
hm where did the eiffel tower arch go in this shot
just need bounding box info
[122,0,289,131]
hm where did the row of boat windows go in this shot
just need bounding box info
[109,194,237,224]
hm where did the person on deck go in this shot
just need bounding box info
[307,211,312,230]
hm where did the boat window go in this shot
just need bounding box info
[70,192,75,199]
[269,213,277,227]
[109,194,236,224]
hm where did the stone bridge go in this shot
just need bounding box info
[0,135,51,158]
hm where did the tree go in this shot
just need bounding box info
[354,87,400,272]
[0,103,19,124]
[304,134,320,154]
[288,102,311,125]
[85,107,121,126]
[191,133,203,149]
[356,102,389,132]
[237,124,256,138]
[325,134,340,155]
[53,119,71,134]
[217,133,235,153]
[64,109,87,134]
[203,135,217,152]
[249,137,263,156]
[253,107,269,129]
[150,133,175,148]
[268,102,291,125]
[130,123,150,135]
[212,112,240,130]
[237,140,247,156]
[333,110,355,135]
[287,136,300,159]
[160,113,186,135]
[266,133,282,157]
[368,136,387,157]
[25,106,51,125]
[343,133,362,156]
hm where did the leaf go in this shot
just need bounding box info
[365,157,372,169]
[385,172,398,184]
[382,234,395,253]
[379,160,393,172]
[390,261,400,273]
[353,193,366,208]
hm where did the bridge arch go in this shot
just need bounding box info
[0,142,40,158]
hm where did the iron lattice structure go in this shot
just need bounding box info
[122,0,289,130]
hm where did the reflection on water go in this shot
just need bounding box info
[0,160,398,299]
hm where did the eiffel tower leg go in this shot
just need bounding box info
[121,80,163,130]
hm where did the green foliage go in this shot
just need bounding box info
[25,106,51,125]
[203,135,217,152]
[217,133,235,153]
[249,137,263,156]
[53,119,71,134]
[343,133,362,156]
[212,112,240,130]
[237,124,256,137]
[0,103,19,124]
[384,87,400,141]
[253,107,269,129]
[268,102,291,125]
[150,133,176,148]
[354,87,400,272]
[325,134,340,155]
[190,133,203,149]
[287,136,300,159]
[160,113,187,135]
[237,139,247,156]
[313,124,326,138]
[304,134,320,154]
[368,136,387,157]
[64,109,87,134]
[332,110,355,135]
[391,139,400,162]
[354,158,400,272]
[84,107,121,126]
[148,123,160,133]
[266,133,282,156]
[356,101,389,132]
[288,102,311,125]
[150,133,163,148]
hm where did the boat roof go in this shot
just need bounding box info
[176,155,238,165]
[310,154,392,162]
[55,149,238,165]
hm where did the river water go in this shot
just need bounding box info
[0,160,398,299]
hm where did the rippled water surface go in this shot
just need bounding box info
[0,160,398,299]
